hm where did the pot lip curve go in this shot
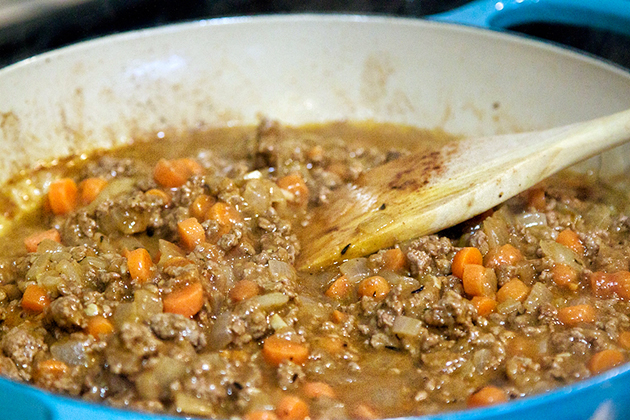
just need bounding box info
[3,13,630,82]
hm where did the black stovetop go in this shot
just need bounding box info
[0,0,628,70]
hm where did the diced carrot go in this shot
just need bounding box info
[48,178,78,215]
[467,385,508,408]
[177,217,206,251]
[277,173,309,207]
[325,275,351,299]
[35,359,68,381]
[613,271,630,300]
[229,279,260,302]
[451,247,483,279]
[556,228,585,256]
[618,331,630,350]
[303,381,335,399]
[551,263,579,290]
[206,202,241,229]
[382,248,407,272]
[590,271,616,298]
[496,278,530,303]
[352,404,379,420]
[471,296,497,317]
[317,336,346,355]
[331,310,347,324]
[24,229,61,253]
[262,335,309,366]
[190,194,216,221]
[484,244,523,269]
[527,187,546,211]
[153,158,203,188]
[588,349,625,374]
[591,271,630,301]
[145,188,171,205]
[307,145,324,162]
[276,395,309,420]
[244,411,279,420]
[161,256,194,270]
[127,248,153,283]
[507,336,539,359]
[163,282,204,318]
[357,276,390,302]
[21,284,50,312]
[182,158,204,175]
[462,264,497,297]
[558,304,597,326]
[79,177,108,205]
[86,315,115,337]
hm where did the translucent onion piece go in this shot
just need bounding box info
[208,312,233,350]
[540,240,583,271]
[249,292,289,310]
[268,259,296,281]
[515,212,547,228]
[392,315,423,337]
[50,336,92,367]
[524,282,553,313]
[174,392,215,417]
[339,258,370,284]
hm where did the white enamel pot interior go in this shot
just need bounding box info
[0,14,629,420]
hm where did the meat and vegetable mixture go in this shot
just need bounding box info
[0,120,629,419]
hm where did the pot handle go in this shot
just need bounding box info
[429,0,630,37]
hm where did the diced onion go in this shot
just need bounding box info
[208,312,233,350]
[113,302,140,328]
[134,289,163,321]
[270,314,288,331]
[268,259,296,281]
[83,178,136,212]
[540,240,582,270]
[515,212,547,228]
[496,298,521,315]
[136,357,186,401]
[50,337,91,367]
[483,208,512,249]
[243,170,262,180]
[243,179,272,216]
[249,292,289,310]
[473,348,493,372]
[524,282,553,313]
[158,239,185,265]
[380,271,420,289]
[174,392,215,416]
[36,239,63,255]
[340,258,370,284]
[392,315,423,337]
[585,204,612,230]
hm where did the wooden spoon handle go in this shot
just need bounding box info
[297,108,630,271]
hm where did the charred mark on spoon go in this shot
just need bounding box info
[386,149,450,191]
[341,243,351,255]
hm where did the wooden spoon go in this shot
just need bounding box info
[297,108,630,271]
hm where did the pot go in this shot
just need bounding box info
[0,2,630,420]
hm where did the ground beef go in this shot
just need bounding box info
[150,313,206,348]
[48,295,87,330]
[1,325,47,377]
[423,290,476,338]
[406,235,455,277]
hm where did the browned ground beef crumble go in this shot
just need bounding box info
[0,120,628,419]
